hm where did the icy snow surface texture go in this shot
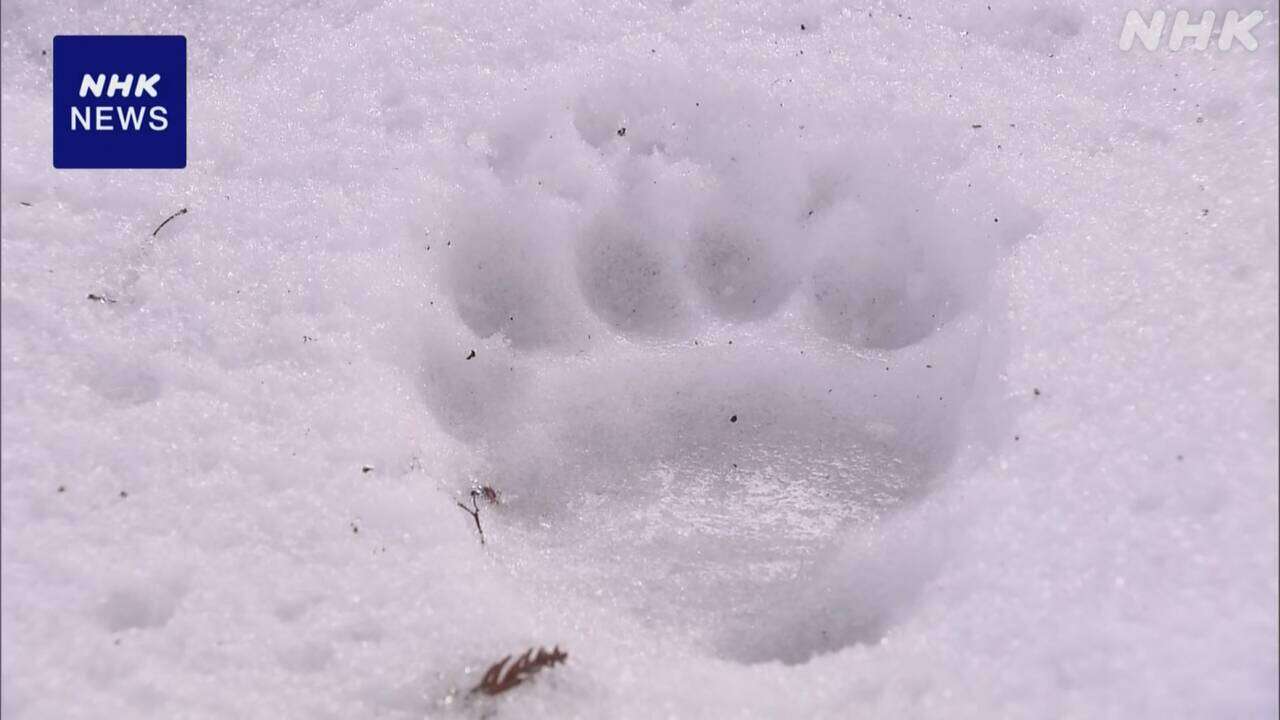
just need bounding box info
[1,1,1277,718]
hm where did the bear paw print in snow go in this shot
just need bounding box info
[419,67,1039,663]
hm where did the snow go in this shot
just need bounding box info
[1,0,1277,717]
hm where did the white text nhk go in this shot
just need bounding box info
[1119,9,1265,51]
[71,73,168,131]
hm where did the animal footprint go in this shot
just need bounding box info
[421,65,1037,663]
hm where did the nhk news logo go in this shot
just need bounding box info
[53,35,187,169]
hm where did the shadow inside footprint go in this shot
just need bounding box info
[575,211,691,337]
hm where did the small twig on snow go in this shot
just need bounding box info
[152,207,188,237]
[456,490,486,545]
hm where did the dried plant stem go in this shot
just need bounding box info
[152,207,188,237]
[456,491,485,545]
[471,646,568,696]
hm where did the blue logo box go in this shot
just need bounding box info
[53,35,186,169]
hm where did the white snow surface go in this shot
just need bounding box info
[1,1,1277,717]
